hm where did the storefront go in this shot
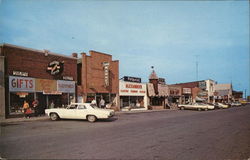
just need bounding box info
[1,43,77,118]
[119,80,148,111]
[8,76,75,116]
[77,50,119,110]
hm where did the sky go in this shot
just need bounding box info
[0,0,249,96]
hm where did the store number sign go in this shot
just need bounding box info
[9,76,35,92]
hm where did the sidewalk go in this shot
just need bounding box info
[0,109,177,124]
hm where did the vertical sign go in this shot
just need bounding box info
[103,62,110,87]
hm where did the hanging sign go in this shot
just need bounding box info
[103,62,109,87]
[47,61,64,75]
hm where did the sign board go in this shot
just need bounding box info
[47,61,64,75]
[183,88,191,94]
[199,81,206,89]
[158,78,166,85]
[35,79,57,92]
[119,81,146,96]
[63,76,74,81]
[103,62,109,87]
[123,76,141,83]
[9,76,35,92]
[57,80,75,93]
[13,71,28,77]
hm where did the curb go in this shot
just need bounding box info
[0,109,178,124]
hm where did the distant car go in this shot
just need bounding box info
[231,102,241,107]
[178,103,215,111]
[217,103,229,109]
[45,103,115,122]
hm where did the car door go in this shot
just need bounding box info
[63,105,78,119]
[75,105,88,119]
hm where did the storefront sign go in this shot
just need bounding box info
[13,71,28,77]
[183,88,191,94]
[123,76,141,83]
[35,79,57,92]
[199,81,206,89]
[119,81,146,96]
[158,78,166,85]
[125,84,142,89]
[57,80,75,93]
[47,61,64,75]
[9,76,35,92]
[63,76,74,81]
[103,62,109,87]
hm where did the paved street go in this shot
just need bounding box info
[1,106,250,160]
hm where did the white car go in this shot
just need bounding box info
[45,103,115,122]
[217,103,229,109]
[231,102,241,107]
[179,103,215,111]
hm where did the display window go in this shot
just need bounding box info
[120,96,144,108]
[9,92,34,115]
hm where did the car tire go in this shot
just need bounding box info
[204,108,208,111]
[87,115,97,123]
[181,107,185,110]
[198,108,201,111]
[50,113,59,121]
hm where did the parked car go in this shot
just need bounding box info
[178,103,215,111]
[217,103,229,109]
[231,102,241,107]
[45,103,115,122]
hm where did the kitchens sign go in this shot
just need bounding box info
[123,76,141,83]
[47,61,64,75]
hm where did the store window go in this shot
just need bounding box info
[9,92,34,115]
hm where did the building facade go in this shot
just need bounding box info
[77,50,119,109]
[0,44,77,118]
[119,78,148,111]
[147,70,169,110]
[214,83,233,103]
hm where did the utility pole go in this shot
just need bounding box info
[195,55,199,81]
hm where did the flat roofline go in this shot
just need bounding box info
[1,43,78,60]
[89,50,112,57]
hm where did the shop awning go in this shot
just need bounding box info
[147,83,169,97]
[43,91,62,95]
[195,96,205,102]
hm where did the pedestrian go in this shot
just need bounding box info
[91,98,97,107]
[23,100,31,118]
[49,100,55,109]
[32,99,39,117]
[100,98,105,109]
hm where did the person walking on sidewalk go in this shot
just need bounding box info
[23,100,31,118]
[32,99,39,117]
[100,98,105,109]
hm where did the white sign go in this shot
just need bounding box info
[9,76,35,92]
[183,88,192,94]
[119,81,147,96]
[57,80,75,93]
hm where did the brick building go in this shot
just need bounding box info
[0,43,77,118]
[77,50,119,109]
[173,79,216,104]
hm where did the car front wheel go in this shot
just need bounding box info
[180,106,185,110]
[50,113,59,121]
[87,115,97,123]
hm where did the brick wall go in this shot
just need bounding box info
[81,50,119,94]
[1,44,77,81]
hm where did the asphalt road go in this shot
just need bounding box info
[1,105,250,160]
